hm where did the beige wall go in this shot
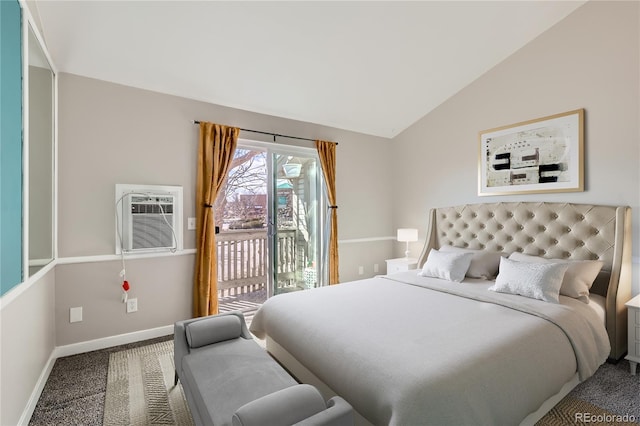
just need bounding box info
[0,269,56,426]
[55,256,194,345]
[391,1,640,294]
[56,73,394,345]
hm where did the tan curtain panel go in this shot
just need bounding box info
[194,122,239,317]
[315,140,339,285]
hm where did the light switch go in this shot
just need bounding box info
[187,217,196,230]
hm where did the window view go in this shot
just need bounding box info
[215,145,323,318]
[215,149,267,231]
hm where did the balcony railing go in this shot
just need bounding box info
[216,229,298,298]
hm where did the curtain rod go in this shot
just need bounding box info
[192,120,337,145]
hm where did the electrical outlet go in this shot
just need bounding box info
[187,217,196,230]
[373,263,379,273]
[358,266,364,275]
[70,307,83,323]
[127,298,138,313]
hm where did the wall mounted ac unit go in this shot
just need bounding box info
[115,184,183,254]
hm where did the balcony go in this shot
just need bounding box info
[217,229,314,319]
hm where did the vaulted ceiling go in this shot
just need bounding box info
[32,1,585,138]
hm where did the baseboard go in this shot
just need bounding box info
[18,351,57,425]
[53,324,174,358]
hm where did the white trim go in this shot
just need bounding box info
[18,351,57,426]
[0,261,55,311]
[57,249,196,265]
[18,1,58,74]
[1,248,196,309]
[53,324,174,358]
[53,55,59,262]
[4,248,196,308]
[26,259,55,283]
[29,258,53,267]
[338,236,395,244]
[22,11,30,288]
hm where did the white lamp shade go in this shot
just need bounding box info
[397,228,418,242]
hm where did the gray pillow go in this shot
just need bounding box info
[186,314,242,349]
[232,384,326,426]
[439,245,502,279]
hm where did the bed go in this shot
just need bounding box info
[250,202,632,426]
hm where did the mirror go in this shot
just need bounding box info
[28,25,54,276]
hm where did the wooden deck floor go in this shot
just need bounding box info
[218,285,309,325]
[218,289,267,324]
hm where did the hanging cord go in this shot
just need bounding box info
[114,191,179,302]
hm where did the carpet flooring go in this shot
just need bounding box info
[29,336,174,426]
[30,337,639,426]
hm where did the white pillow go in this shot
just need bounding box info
[418,249,473,282]
[439,245,501,279]
[508,252,603,304]
[489,257,569,303]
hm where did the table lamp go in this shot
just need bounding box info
[397,228,418,259]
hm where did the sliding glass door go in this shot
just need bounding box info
[215,140,325,308]
[269,149,322,296]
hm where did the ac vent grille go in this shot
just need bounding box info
[131,203,174,215]
[131,214,175,250]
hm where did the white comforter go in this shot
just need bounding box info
[250,271,610,426]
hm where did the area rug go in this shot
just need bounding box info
[536,396,638,426]
[103,341,194,426]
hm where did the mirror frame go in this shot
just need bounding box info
[22,5,58,280]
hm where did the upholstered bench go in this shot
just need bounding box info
[174,311,354,426]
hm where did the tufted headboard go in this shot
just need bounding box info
[417,202,632,360]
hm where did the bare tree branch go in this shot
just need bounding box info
[214,150,266,227]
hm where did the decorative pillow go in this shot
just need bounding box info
[508,252,603,304]
[418,249,473,282]
[489,257,569,303]
[186,315,242,349]
[439,245,502,279]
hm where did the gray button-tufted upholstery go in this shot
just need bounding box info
[418,202,632,360]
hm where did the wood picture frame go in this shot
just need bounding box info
[478,109,584,196]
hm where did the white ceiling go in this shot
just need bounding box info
[33,1,586,138]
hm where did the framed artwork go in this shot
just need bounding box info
[478,109,584,196]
